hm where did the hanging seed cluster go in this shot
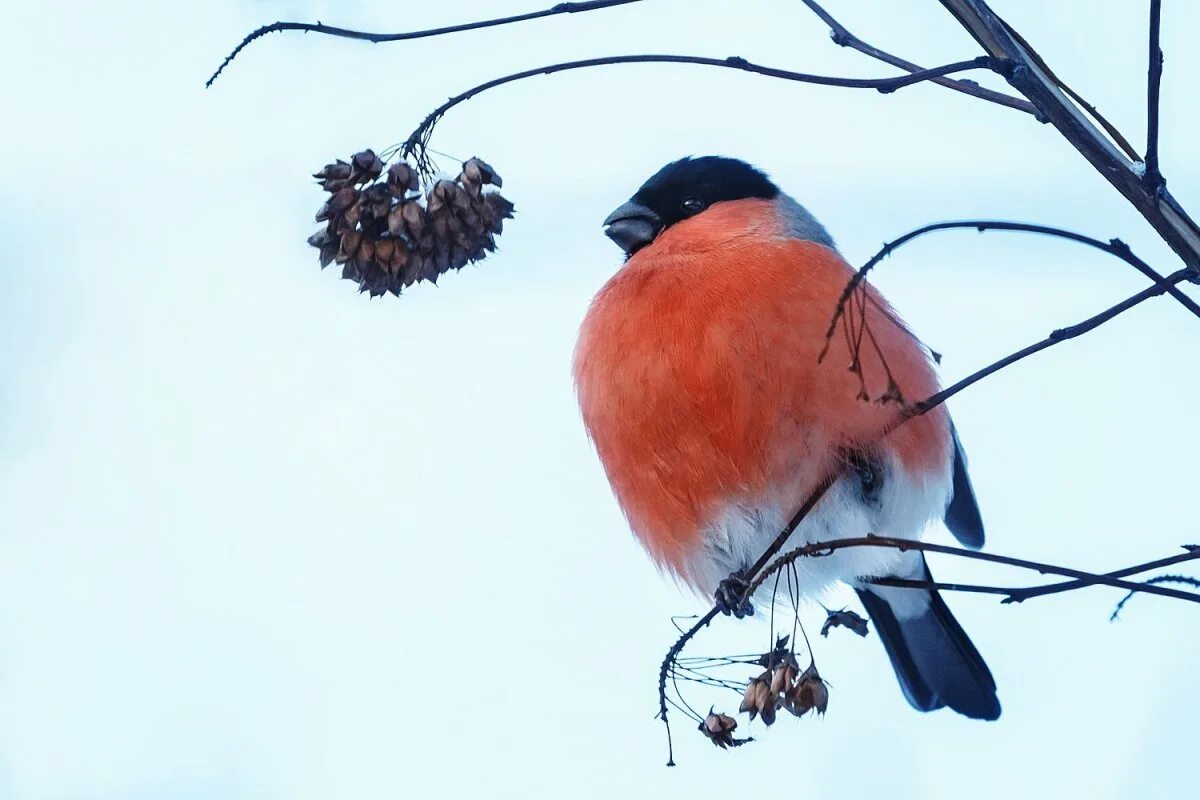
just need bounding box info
[739,655,829,726]
[307,150,515,297]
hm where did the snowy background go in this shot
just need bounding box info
[2,1,1198,797]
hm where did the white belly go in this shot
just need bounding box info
[680,451,953,602]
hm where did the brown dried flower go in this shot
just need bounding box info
[784,664,829,718]
[306,151,514,297]
[700,710,750,750]
[739,670,779,725]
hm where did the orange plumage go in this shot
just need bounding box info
[575,198,949,583]
[576,156,998,719]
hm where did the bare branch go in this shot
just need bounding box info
[868,545,1200,602]
[1006,545,1200,603]
[797,0,1037,115]
[821,221,1200,359]
[658,265,1195,762]
[1145,0,1165,187]
[994,18,1140,161]
[205,0,644,88]
[397,54,1002,175]
[939,0,1200,274]
[1112,573,1200,620]
[749,537,1200,605]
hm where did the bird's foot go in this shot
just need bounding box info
[714,570,755,618]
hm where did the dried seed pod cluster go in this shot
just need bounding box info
[307,150,515,297]
[739,656,828,725]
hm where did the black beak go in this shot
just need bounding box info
[603,200,661,255]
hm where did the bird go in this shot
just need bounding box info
[573,156,999,720]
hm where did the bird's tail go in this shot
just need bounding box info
[856,555,1000,720]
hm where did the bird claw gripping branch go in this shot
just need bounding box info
[308,151,514,297]
[714,570,755,619]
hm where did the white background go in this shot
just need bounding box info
[2,1,1198,797]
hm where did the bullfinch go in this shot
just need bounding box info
[573,156,1000,720]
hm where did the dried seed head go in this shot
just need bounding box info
[308,152,511,296]
[387,162,419,194]
[338,230,363,263]
[328,187,359,216]
[401,200,427,240]
[704,711,737,736]
[770,662,799,696]
[464,157,501,188]
[351,149,384,182]
[785,665,829,717]
[312,160,347,180]
[820,609,870,638]
[700,711,744,750]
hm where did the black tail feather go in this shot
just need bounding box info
[858,561,1000,720]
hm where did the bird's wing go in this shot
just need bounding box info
[943,422,985,549]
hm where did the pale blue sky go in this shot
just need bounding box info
[2,1,1199,798]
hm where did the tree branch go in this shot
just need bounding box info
[869,545,1200,601]
[658,264,1195,762]
[205,0,644,88]
[1111,574,1200,620]
[1005,545,1200,603]
[939,0,1200,274]
[821,221,1200,358]
[398,54,1003,175]
[750,537,1200,605]
[797,0,1037,116]
[1145,0,1164,187]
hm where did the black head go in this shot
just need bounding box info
[603,157,779,255]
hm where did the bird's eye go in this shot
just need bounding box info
[680,197,706,215]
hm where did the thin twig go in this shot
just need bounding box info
[1111,574,1200,620]
[658,608,720,766]
[910,267,1193,417]
[797,0,1037,116]
[205,0,643,87]
[1006,546,1200,603]
[1145,0,1164,187]
[658,266,1194,762]
[397,54,1003,174]
[821,220,1200,365]
[939,0,1200,275]
[868,546,1200,601]
[751,537,1200,605]
[994,17,1141,161]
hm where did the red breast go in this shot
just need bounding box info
[574,197,950,583]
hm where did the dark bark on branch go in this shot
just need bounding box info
[1008,546,1200,603]
[1145,0,1164,187]
[939,0,1200,274]
[749,537,1200,605]
[822,221,1200,356]
[869,545,1200,602]
[1111,573,1200,620]
[798,0,1037,115]
[398,54,1002,174]
[205,0,643,88]
[659,264,1194,764]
